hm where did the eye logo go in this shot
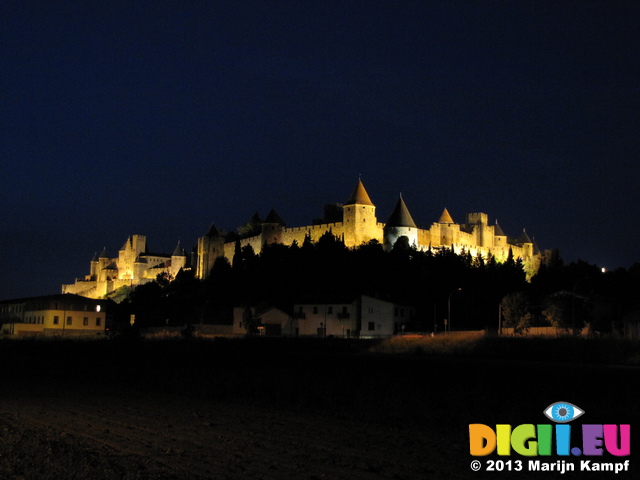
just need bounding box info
[543,401,584,423]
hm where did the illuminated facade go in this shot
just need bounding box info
[63,179,541,299]
[197,179,541,280]
[0,294,108,336]
[63,235,187,298]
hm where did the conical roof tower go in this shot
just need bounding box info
[172,241,186,257]
[438,208,455,224]
[263,209,286,226]
[345,178,374,206]
[518,229,532,244]
[205,223,220,237]
[383,195,418,251]
[386,195,417,228]
[343,178,378,247]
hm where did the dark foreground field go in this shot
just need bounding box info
[1,336,639,479]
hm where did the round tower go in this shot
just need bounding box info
[97,247,110,282]
[89,252,99,280]
[384,195,418,251]
[170,241,188,277]
[437,207,456,246]
[261,209,286,246]
[196,223,226,279]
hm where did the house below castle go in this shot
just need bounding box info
[233,295,415,338]
[0,294,109,337]
[63,179,541,299]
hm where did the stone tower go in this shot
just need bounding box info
[342,179,379,247]
[466,212,490,247]
[261,209,286,246]
[436,208,458,246]
[196,224,225,279]
[383,195,418,250]
[97,247,111,282]
[170,241,188,278]
[117,235,147,280]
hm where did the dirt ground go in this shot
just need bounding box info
[1,337,638,479]
[0,385,454,480]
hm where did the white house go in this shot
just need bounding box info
[294,295,414,338]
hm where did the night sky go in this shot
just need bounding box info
[2,1,639,300]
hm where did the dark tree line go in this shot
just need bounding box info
[114,235,640,334]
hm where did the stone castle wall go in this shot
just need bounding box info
[64,180,542,298]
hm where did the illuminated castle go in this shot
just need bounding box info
[197,179,540,278]
[64,179,541,299]
[63,236,188,298]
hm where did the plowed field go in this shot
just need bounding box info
[1,337,638,479]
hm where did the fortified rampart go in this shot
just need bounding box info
[64,179,542,299]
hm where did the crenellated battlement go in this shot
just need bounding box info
[65,179,542,299]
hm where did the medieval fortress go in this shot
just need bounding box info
[63,180,541,299]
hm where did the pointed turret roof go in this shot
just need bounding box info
[99,247,108,258]
[263,209,286,226]
[91,252,99,263]
[386,195,417,228]
[205,223,219,237]
[518,229,533,244]
[494,220,506,236]
[172,241,187,257]
[438,208,454,224]
[345,179,374,206]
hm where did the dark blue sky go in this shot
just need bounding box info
[2,1,639,299]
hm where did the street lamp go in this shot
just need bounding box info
[448,288,462,333]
